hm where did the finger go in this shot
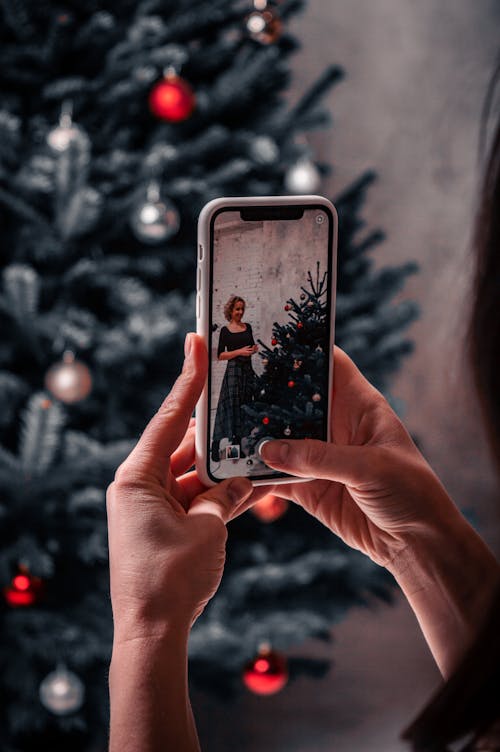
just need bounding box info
[333,346,383,401]
[226,484,278,520]
[176,471,256,511]
[167,475,190,512]
[332,347,414,448]
[260,438,384,488]
[177,470,206,500]
[188,477,254,524]
[117,334,207,484]
[170,424,195,478]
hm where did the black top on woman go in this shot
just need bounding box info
[211,295,258,462]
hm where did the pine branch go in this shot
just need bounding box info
[291,65,344,119]
[1,0,35,40]
[0,444,20,472]
[2,264,40,319]
[19,393,65,475]
[0,186,52,231]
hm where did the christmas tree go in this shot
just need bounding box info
[0,1,418,750]
[241,262,330,455]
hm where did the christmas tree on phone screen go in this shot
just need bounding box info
[242,263,329,455]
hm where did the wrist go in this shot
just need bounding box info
[387,507,500,675]
[388,504,499,599]
[109,621,200,752]
[111,612,193,650]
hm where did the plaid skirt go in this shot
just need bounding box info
[212,357,257,446]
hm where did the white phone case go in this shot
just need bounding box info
[195,195,338,487]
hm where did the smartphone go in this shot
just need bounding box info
[195,195,337,486]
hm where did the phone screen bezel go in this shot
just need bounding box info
[206,203,335,484]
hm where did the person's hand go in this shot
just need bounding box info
[260,346,463,568]
[106,333,254,643]
[259,346,500,678]
[239,345,255,357]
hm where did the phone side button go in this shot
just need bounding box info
[197,268,201,291]
[198,243,204,261]
[196,293,201,319]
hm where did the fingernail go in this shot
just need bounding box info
[260,441,289,464]
[227,477,252,503]
[184,333,193,359]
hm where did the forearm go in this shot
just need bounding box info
[218,350,242,360]
[387,510,500,678]
[108,626,200,752]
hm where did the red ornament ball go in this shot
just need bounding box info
[262,416,270,425]
[271,338,277,346]
[243,646,288,695]
[251,496,289,523]
[287,380,295,388]
[284,304,291,311]
[149,72,196,122]
[297,322,304,329]
[4,570,44,607]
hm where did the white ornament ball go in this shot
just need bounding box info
[39,665,85,715]
[284,426,292,436]
[312,393,321,402]
[45,351,92,404]
[284,157,321,194]
[130,196,180,244]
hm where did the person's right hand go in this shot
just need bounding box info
[260,346,464,569]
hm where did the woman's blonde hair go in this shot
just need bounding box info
[224,295,245,322]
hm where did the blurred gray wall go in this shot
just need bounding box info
[192,2,500,750]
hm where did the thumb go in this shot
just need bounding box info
[260,439,384,487]
[188,477,254,524]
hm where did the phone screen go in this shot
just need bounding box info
[207,204,335,482]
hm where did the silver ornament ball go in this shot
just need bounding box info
[130,196,180,244]
[47,124,89,153]
[39,665,85,716]
[284,157,321,194]
[250,135,279,165]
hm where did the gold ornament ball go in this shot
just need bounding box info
[45,352,92,403]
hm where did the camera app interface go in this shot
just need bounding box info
[208,206,333,481]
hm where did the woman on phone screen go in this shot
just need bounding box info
[211,295,258,462]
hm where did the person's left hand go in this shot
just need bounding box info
[106,333,254,644]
